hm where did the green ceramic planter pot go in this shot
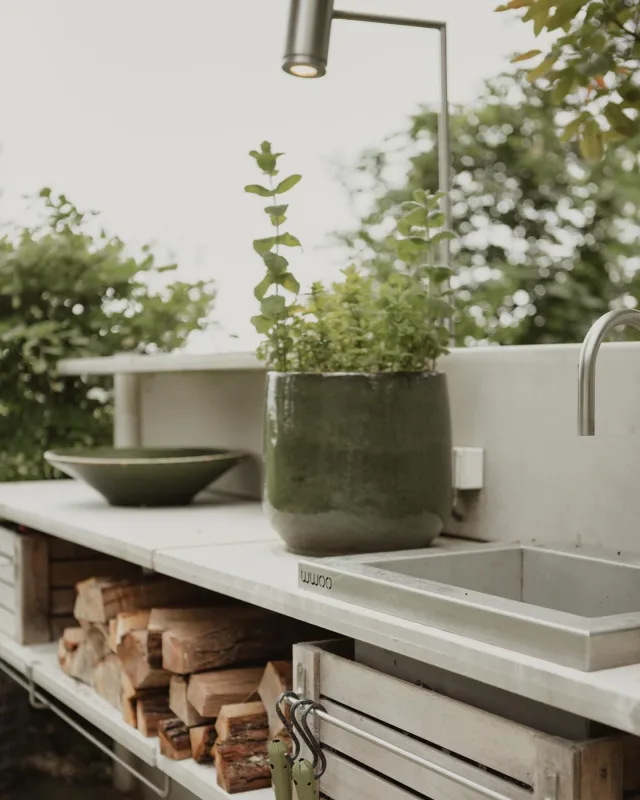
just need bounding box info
[264,372,452,556]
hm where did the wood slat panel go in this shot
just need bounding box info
[0,527,16,559]
[320,699,531,800]
[316,645,538,786]
[15,533,50,644]
[0,559,15,586]
[51,558,140,588]
[0,606,16,638]
[50,615,78,639]
[0,582,16,614]
[49,539,100,561]
[321,751,422,800]
[51,587,76,616]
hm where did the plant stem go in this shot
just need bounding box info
[268,173,284,371]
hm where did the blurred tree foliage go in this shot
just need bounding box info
[498,0,640,159]
[336,73,640,346]
[0,189,215,481]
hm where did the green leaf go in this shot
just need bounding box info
[604,103,637,138]
[527,55,557,81]
[254,233,300,253]
[263,253,289,274]
[412,189,428,205]
[253,237,277,254]
[275,174,302,194]
[244,184,275,197]
[261,295,286,319]
[251,314,273,334]
[254,274,275,300]
[270,214,287,227]
[511,49,542,63]
[430,230,457,245]
[427,211,445,228]
[398,208,427,235]
[277,272,300,293]
[579,118,604,164]
[547,0,588,31]
[276,232,302,248]
[552,70,575,104]
[265,204,289,216]
[427,265,454,282]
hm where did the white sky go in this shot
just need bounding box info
[0,0,537,350]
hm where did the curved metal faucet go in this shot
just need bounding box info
[578,308,640,435]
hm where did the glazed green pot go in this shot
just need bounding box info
[264,372,452,556]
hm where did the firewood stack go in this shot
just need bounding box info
[57,574,302,793]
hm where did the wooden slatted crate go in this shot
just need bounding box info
[0,524,49,644]
[0,523,141,643]
[294,640,640,800]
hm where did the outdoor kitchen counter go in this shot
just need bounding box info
[1,479,640,739]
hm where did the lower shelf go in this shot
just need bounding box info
[0,633,273,800]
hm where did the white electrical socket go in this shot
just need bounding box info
[452,447,484,491]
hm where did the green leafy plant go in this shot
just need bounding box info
[497,0,640,160]
[245,141,303,371]
[246,143,454,373]
[0,189,216,482]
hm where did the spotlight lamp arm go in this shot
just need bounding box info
[282,0,452,238]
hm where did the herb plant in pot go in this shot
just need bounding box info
[246,142,454,557]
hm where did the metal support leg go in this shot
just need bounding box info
[114,373,141,447]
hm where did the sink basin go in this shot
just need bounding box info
[298,543,640,670]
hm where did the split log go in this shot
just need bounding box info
[137,695,172,737]
[118,629,170,690]
[215,702,269,741]
[258,661,292,739]
[187,667,264,718]
[122,694,137,728]
[94,654,122,712]
[74,576,210,623]
[169,675,209,727]
[148,606,231,632]
[189,724,218,763]
[214,741,270,794]
[109,610,151,651]
[158,717,192,760]
[61,624,110,684]
[162,607,305,674]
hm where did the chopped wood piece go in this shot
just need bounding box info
[137,695,172,737]
[258,661,292,738]
[121,670,137,701]
[214,741,270,794]
[158,717,192,761]
[118,629,170,690]
[170,675,209,727]
[189,724,218,763]
[74,576,209,623]
[122,694,137,728]
[162,606,305,674]
[62,627,85,652]
[187,668,264,718]
[94,654,122,712]
[148,606,231,632]
[111,610,151,651]
[60,624,110,684]
[215,702,269,742]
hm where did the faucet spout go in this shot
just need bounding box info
[578,308,640,436]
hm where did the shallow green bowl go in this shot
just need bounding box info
[44,447,247,507]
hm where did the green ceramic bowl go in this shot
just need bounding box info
[44,447,247,507]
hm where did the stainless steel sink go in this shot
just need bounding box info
[298,542,640,670]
